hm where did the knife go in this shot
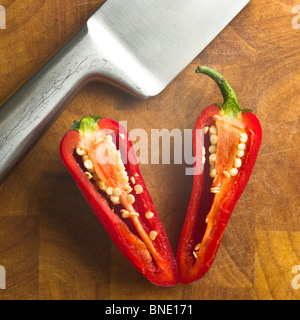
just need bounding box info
[0,0,250,182]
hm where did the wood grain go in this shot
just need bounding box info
[1,0,300,300]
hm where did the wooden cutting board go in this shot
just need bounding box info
[0,0,300,300]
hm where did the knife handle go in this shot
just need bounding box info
[0,26,94,181]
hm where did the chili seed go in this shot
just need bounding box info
[149,230,158,241]
[76,147,86,156]
[119,171,128,179]
[240,132,248,143]
[121,176,129,184]
[210,135,218,145]
[209,145,216,154]
[122,211,130,219]
[84,172,92,180]
[236,150,244,158]
[194,243,200,251]
[98,181,106,191]
[238,143,246,150]
[209,125,217,135]
[127,194,135,204]
[210,168,217,178]
[234,158,242,168]
[145,211,154,219]
[223,171,230,178]
[210,187,220,194]
[134,184,143,194]
[110,195,120,204]
[84,159,93,170]
[106,186,113,196]
[230,167,238,176]
[209,153,216,163]
[124,185,133,193]
[113,187,122,196]
[213,115,221,121]
[130,176,136,185]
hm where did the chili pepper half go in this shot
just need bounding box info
[60,116,178,286]
[176,66,262,284]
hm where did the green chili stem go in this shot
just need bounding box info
[195,66,243,119]
[70,115,102,134]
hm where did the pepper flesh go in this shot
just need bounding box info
[60,116,178,286]
[176,67,262,284]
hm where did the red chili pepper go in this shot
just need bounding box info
[60,116,177,286]
[176,66,262,284]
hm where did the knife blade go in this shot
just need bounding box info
[91,0,250,94]
[0,0,250,181]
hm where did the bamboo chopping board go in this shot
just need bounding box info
[0,0,300,300]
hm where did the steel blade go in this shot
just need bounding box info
[89,0,250,93]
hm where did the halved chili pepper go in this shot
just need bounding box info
[60,116,178,286]
[176,66,262,284]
